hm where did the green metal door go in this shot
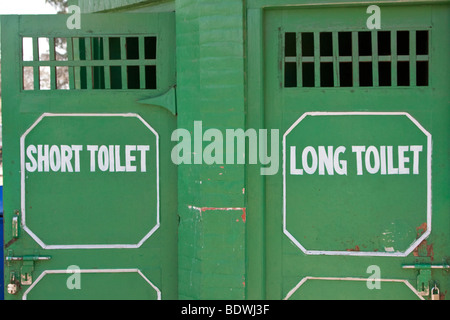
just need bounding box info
[2,13,177,300]
[262,4,449,300]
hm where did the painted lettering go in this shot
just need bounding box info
[25,144,150,173]
[290,145,423,176]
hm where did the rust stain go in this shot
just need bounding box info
[413,240,434,261]
[414,223,434,261]
[346,245,360,252]
[416,222,427,235]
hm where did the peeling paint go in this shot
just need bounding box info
[188,206,247,224]
[188,205,248,224]
[189,206,246,213]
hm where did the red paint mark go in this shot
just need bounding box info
[241,208,246,223]
[199,207,245,212]
[346,245,360,252]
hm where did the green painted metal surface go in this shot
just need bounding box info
[2,13,177,300]
[252,2,449,300]
[175,0,247,300]
[1,0,449,301]
[78,0,174,13]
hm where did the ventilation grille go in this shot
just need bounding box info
[284,30,430,88]
[21,36,157,91]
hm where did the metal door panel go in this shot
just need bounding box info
[2,13,177,300]
[261,4,449,300]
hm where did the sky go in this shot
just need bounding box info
[0,0,57,15]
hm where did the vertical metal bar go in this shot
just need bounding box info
[391,31,398,87]
[279,28,284,88]
[103,37,111,89]
[352,31,359,87]
[410,30,417,87]
[32,37,40,90]
[49,37,56,90]
[84,38,93,90]
[372,31,379,87]
[314,32,320,88]
[139,36,146,89]
[20,37,25,90]
[66,37,75,90]
[427,30,431,87]
[296,32,302,88]
[72,38,82,90]
[121,37,128,90]
[49,37,56,61]
[332,31,339,87]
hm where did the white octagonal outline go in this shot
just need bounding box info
[283,276,424,300]
[282,112,432,257]
[20,113,160,250]
[22,269,161,300]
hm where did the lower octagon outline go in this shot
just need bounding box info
[22,269,162,300]
[20,113,160,250]
[282,112,432,257]
[284,276,424,300]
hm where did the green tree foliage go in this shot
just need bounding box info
[45,0,69,13]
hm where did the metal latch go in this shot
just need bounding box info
[6,255,52,288]
[5,255,52,262]
[402,263,449,298]
[12,214,20,239]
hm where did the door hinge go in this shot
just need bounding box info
[137,86,177,115]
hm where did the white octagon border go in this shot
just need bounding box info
[282,112,432,257]
[283,276,424,300]
[22,269,161,300]
[20,113,160,250]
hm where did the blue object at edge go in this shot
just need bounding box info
[1,185,4,300]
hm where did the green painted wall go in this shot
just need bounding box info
[77,0,174,13]
[3,0,449,301]
[65,0,247,300]
[175,0,247,300]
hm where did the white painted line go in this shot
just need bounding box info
[284,276,424,300]
[283,112,432,257]
[20,113,160,250]
[22,269,161,300]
